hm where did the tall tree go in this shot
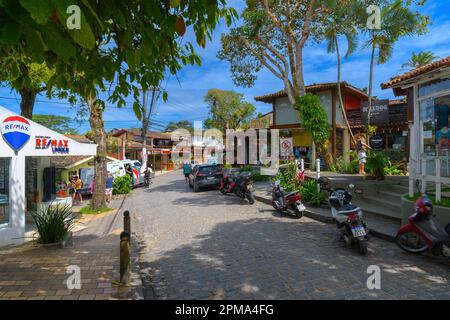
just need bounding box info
[0,1,237,210]
[363,0,429,129]
[218,0,328,106]
[323,0,361,148]
[204,89,256,131]
[165,120,194,133]
[32,114,78,134]
[0,58,54,118]
[401,50,438,69]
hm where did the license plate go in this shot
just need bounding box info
[351,225,366,237]
[206,176,214,180]
[297,203,306,212]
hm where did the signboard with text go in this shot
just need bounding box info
[361,100,389,126]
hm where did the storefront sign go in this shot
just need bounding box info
[35,136,70,154]
[1,116,31,153]
[370,135,384,149]
[280,138,293,157]
[361,100,390,125]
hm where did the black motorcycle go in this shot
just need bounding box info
[219,171,256,204]
[318,177,369,255]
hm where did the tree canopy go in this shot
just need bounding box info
[204,89,256,131]
[402,50,438,69]
[165,120,194,133]
[32,114,78,134]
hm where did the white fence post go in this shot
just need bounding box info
[408,160,414,197]
[435,158,441,202]
[316,158,321,192]
[300,158,304,172]
[421,158,427,193]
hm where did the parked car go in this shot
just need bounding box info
[188,164,223,192]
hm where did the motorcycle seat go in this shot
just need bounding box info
[336,204,360,215]
[283,191,297,198]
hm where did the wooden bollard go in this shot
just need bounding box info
[123,210,131,234]
[120,231,131,285]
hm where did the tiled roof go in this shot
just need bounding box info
[64,134,93,144]
[381,56,450,89]
[51,156,92,168]
[254,82,369,103]
[109,128,172,139]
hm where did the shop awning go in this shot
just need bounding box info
[0,106,97,157]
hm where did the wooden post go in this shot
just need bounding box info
[119,231,131,285]
[123,210,130,234]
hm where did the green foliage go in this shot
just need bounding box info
[31,203,74,244]
[402,50,438,70]
[204,89,256,130]
[366,151,388,180]
[297,94,330,146]
[165,120,194,133]
[300,179,326,208]
[333,151,359,174]
[79,206,113,215]
[32,114,78,134]
[113,175,132,195]
[274,162,299,192]
[384,160,406,176]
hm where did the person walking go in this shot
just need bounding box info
[183,162,191,183]
[105,172,114,203]
[357,137,371,175]
[73,175,83,205]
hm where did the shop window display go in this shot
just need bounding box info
[0,158,10,227]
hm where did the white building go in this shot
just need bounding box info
[0,106,97,247]
[382,56,450,199]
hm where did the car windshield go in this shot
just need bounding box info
[198,166,219,175]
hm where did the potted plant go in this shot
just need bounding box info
[31,203,75,247]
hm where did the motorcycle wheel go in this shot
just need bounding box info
[396,232,428,254]
[293,205,304,219]
[357,239,368,255]
[246,191,255,204]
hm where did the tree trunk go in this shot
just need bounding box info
[19,88,37,119]
[367,42,376,129]
[335,38,357,147]
[88,94,107,210]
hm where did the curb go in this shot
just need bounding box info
[254,194,396,243]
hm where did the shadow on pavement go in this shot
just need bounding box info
[140,217,450,300]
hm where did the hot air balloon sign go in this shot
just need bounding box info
[1,116,31,154]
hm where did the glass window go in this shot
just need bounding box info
[0,158,10,227]
[420,98,436,156]
[419,77,450,97]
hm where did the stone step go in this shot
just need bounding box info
[378,189,403,203]
[357,197,402,221]
[382,183,409,195]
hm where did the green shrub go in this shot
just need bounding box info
[366,151,388,180]
[31,203,74,244]
[274,162,299,192]
[300,179,326,207]
[384,160,405,176]
[332,151,359,174]
[113,175,132,195]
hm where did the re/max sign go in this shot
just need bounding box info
[35,136,69,154]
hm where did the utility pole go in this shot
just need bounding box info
[141,86,161,169]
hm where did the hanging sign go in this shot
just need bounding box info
[370,135,384,149]
[35,135,70,154]
[1,116,31,153]
[361,100,390,125]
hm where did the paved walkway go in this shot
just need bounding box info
[131,171,450,300]
[0,196,143,300]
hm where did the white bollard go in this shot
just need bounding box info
[300,158,304,172]
[316,158,321,192]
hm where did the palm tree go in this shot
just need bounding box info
[365,0,426,129]
[324,2,360,149]
[401,51,439,70]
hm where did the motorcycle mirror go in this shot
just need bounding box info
[349,184,355,189]
[354,189,363,195]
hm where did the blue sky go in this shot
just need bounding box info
[1,0,450,133]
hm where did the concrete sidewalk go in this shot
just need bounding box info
[253,181,399,242]
[0,196,143,300]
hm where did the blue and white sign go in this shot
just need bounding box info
[1,116,31,153]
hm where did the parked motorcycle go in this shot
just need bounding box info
[219,171,256,204]
[271,181,305,218]
[396,181,450,257]
[318,177,369,255]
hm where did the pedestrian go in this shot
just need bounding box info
[72,175,83,205]
[105,172,114,203]
[183,161,191,183]
[357,137,371,175]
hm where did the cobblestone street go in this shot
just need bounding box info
[131,171,450,300]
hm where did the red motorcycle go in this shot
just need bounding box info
[396,192,450,257]
[219,171,255,204]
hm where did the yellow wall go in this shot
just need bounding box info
[61,162,94,184]
[293,130,312,147]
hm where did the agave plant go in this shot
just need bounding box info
[31,203,75,244]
